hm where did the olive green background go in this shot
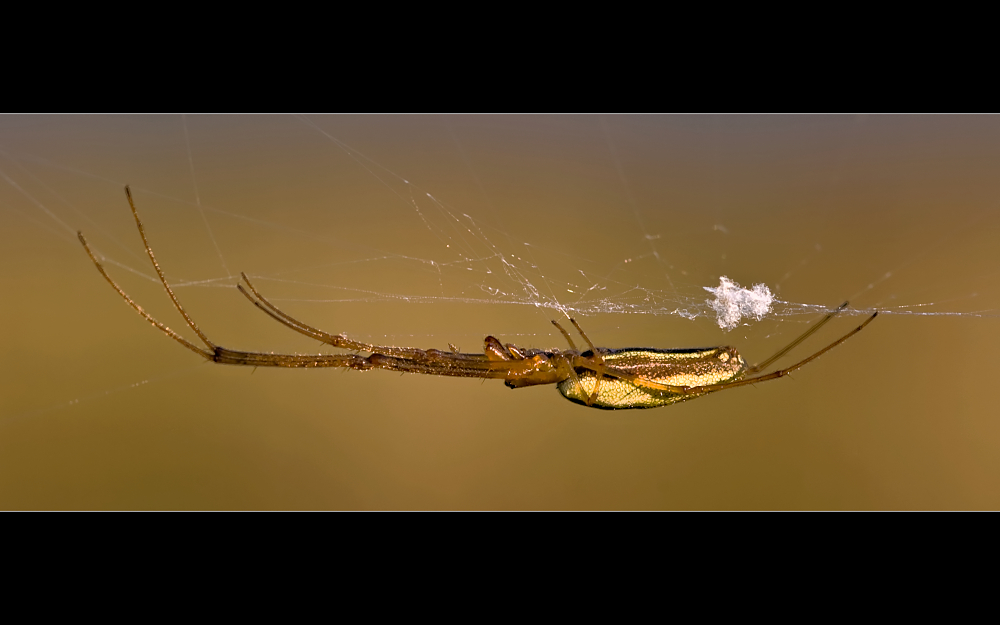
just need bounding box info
[2,115,998,509]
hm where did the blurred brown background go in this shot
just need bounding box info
[1,115,998,509]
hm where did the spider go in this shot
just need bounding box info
[78,187,877,410]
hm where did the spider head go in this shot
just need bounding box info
[504,351,575,389]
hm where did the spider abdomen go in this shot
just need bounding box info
[557,346,747,410]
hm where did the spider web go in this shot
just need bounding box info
[167,118,992,333]
[1,115,998,420]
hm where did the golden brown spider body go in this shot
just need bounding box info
[78,187,876,410]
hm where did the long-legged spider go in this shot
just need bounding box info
[78,187,877,410]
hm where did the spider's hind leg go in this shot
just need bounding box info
[686,308,878,395]
[747,301,849,374]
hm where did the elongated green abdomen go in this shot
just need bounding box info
[557,346,747,410]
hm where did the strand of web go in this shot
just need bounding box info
[2,146,448,295]
[182,115,231,279]
[297,117,564,313]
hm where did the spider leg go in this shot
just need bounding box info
[236,276,368,349]
[81,188,524,379]
[81,223,357,368]
[591,365,688,393]
[211,346,515,376]
[240,275,535,379]
[123,186,216,351]
[211,347,369,368]
[238,272,486,362]
[82,228,517,375]
[78,231,213,359]
[364,353,515,378]
[549,319,592,398]
[746,301,849,374]
[551,319,578,351]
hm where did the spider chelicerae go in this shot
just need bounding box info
[79,187,877,410]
